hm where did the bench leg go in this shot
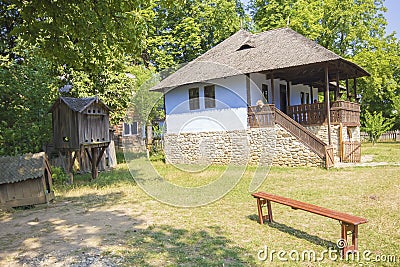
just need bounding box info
[340,223,358,258]
[256,198,273,224]
[266,200,273,222]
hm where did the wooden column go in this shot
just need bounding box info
[346,78,349,101]
[270,74,275,105]
[91,147,98,179]
[246,73,251,106]
[309,85,314,103]
[353,78,357,102]
[325,64,332,145]
[287,81,291,107]
[335,72,340,101]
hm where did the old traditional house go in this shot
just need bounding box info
[0,152,54,208]
[151,28,369,167]
[113,112,146,151]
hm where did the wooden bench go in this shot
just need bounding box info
[252,192,368,256]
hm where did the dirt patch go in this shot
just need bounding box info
[0,198,151,266]
[334,154,400,168]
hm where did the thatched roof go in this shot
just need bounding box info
[0,152,49,185]
[50,96,110,113]
[151,28,369,91]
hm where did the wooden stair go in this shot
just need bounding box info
[248,105,334,168]
[274,107,334,168]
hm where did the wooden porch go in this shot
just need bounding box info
[287,100,360,127]
[248,100,360,128]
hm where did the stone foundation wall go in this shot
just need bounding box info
[164,125,323,167]
[305,125,360,157]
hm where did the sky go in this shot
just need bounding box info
[384,0,400,38]
[241,0,400,38]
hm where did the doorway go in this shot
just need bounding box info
[279,84,287,113]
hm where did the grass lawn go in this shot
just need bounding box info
[362,142,400,163]
[1,144,399,266]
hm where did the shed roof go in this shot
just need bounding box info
[151,28,369,91]
[50,96,110,113]
[0,152,49,185]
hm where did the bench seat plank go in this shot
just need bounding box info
[252,192,367,225]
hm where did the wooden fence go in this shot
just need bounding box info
[360,130,400,142]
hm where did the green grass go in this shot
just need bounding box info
[4,145,400,266]
[362,142,400,163]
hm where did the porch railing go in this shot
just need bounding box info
[287,100,360,126]
[248,104,275,128]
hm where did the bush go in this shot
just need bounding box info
[362,110,395,144]
[51,166,69,185]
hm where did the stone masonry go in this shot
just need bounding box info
[164,125,323,167]
[305,125,360,157]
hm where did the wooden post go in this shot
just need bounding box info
[246,73,251,106]
[287,81,291,107]
[270,74,275,105]
[91,147,98,179]
[335,72,340,101]
[309,85,314,103]
[339,123,343,162]
[353,78,357,102]
[325,64,332,145]
[346,78,349,101]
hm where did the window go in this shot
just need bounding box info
[189,88,200,110]
[123,122,138,136]
[262,84,268,103]
[204,85,216,108]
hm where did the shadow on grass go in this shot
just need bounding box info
[248,214,336,249]
[121,225,254,266]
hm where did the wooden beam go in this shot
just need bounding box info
[85,148,92,162]
[91,147,98,179]
[246,73,251,106]
[353,78,357,102]
[68,151,78,174]
[271,74,275,105]
[325,64,332,145]
[335,72,340,101]
[96,147,107,167]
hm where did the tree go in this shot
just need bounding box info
[57,65,138,126]
[145,0,246,69]
[0,0,22,58]
[354,35,400,128]
[10,0,151,73]
[250,0,387,56]
[362,110,394,144]
[0,48,58,155]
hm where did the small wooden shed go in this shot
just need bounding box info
[0,152,54,208]
[50,96,111,180]
[50,96,111,150]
